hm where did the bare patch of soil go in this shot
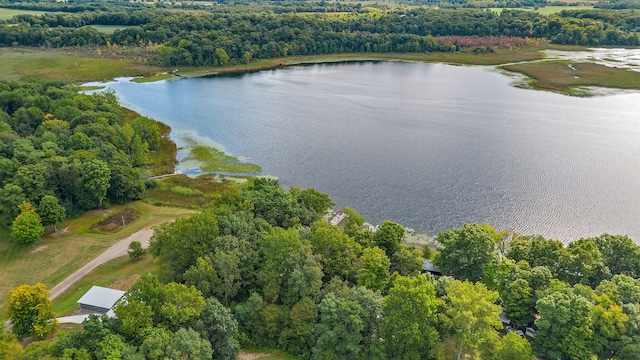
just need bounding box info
[89,207,141,234]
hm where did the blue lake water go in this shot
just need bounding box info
[98,62,640,242]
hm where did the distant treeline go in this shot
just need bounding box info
[1,6,640,65]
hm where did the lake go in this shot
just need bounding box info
[97,61,640,242]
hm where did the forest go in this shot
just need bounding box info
[1,2,640,66]
[0,80,175,245]
[3,173,640,359]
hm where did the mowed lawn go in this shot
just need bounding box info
[0,202,196,315]
[0,48,163,83]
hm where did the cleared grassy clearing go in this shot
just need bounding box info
[52,255,156,316]
[0,202,195,314]
[536,5,594,14]
[0,8,51,20]
[490,5,593,14]
[501,60,640,93]
[87,24,135,34]
[0,48,162,83]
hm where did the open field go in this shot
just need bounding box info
[536,5,594,14]
[501,60,640,93]
[0,202,196,314]
[87,25,135,34]
[490,5,594,14]
[0,48,163,83]
[0,7,52,20]
[52,255,156,316]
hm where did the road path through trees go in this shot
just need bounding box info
[48,227,156,300]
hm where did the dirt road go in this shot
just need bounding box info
[48,227,156,300]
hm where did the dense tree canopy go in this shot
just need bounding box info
[1,5,639,67]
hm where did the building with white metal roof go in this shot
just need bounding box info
[77,286,125,313]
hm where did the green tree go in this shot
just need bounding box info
[444,279,502,360]
[184,256,221,299]
[11,202,45,249]
[170,328,213,359]
[38,195,66,232]
[557,238,610,287]
[534,288,595,360]
[380,275,442,360]
[158,282,205,331]
[279,297,318,357]
[281,245,323,307]
[374,220,405,257]
[6,283,57,340]
[210,250,241,306]
[258,227,302,303]
[342,207,365,237]
[390,246,424,277]
[194,298,239,360]
[127,241,145,261]
[290,187,334,226]
[358,246,391,293]
[0,329,22,359]
[591,293,628,359]
[436,223,500,282]
[234,293,265,347]
[139,328,173,360]
[311,292,364,360]
[96,334,128,360]
[241,178,296,228]
[309,221,361,283]
[506,234,565,271]
[113,298,153,342]
[494,332,534,360]
[0,183,26,220]
[14,163,47,203]
[78,159,111,209]
[592,234,640,278]
[502,278,535,327]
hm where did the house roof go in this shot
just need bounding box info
[77,286,125,310]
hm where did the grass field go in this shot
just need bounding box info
[87,25,135,34]
[0,48,163,83]
[52,255,157,316]
[501,60,640,94]
[0,202,196,314]
[536,5,594,15]
[0,7,52,20]
[490,5,594,14]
